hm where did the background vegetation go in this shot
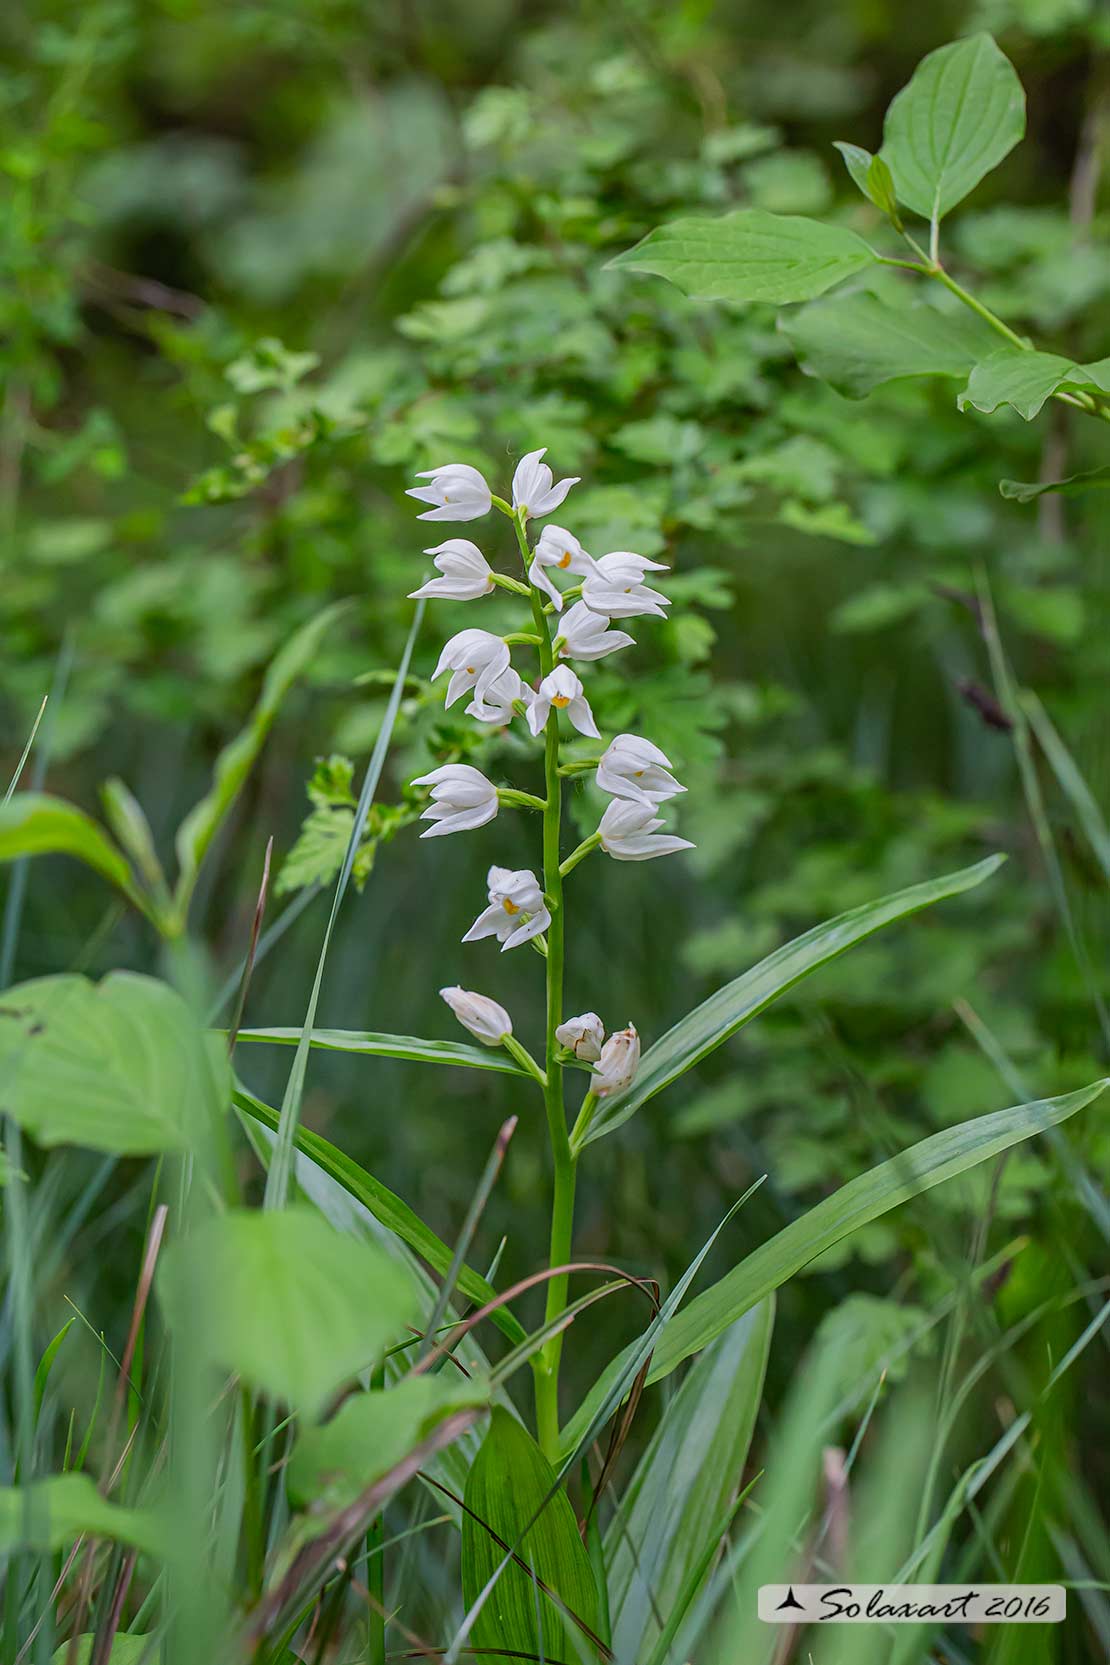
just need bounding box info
[2,0,1109,1657]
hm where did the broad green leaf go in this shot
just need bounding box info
[0,793,145,912]
[235,1025,527,1077]
[173,600,349,916]
[0,1473,169,1559]
[605,1300,773,1662]
[582,854,1003,1145]
[780,295,995,398]
[563,1079,1105,1452]
[1000,463,1110,502]
[233,1083,527,1347]
[461,1407,599,1658]
[157,1206,418,1417]
[958,348,1080,419]
[53,1640,153,1665]
[53,1641,154,1665]
[609,209,875,304]
[0,973,229,1155]
[880,34,1025,222]
[288,1377,490,1512]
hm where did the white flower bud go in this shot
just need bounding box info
[555,1012,604,1062]
[598,798,694,862]
[596,734,685,807]
[592,1024,640,1096]
[412,764,499,838]
[582,552,670,619]
[555,601,635,662]
[439,987,513,1046]
[432,628,511,708]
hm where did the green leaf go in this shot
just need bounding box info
[609,209,875,304]
[173,600,350,918]
[958,348,1080,419]
[461,1407,600,1658]
[581,854,1004,1145]
[781,295,995,398]
[234,1026,528,1077]
[157,1206,418,1418]
[0,1473,169,1558]
[999,463,1110,502]
[0,793,145,912]
[0,973,230,1155]
[233,1084,527,1348]
[563,1079,1106,1451]
[605,1301,773,1662]
[52,1639,153,1665]
[880,33,1026,222]
[833,143,900,221]
[288,1377,490,1512]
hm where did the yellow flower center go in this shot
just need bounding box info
[502,898,519,915]
[552,694,571,708]
[558,550,573,569]
[465,665,476,674]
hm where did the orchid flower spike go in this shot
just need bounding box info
[529,525,596,611]
[409,540,494,601]
[555,600,635,662]
[593,1024,640,1096]
[555,1012,604,1062]
[467,665,533,726]
[433,628,511,708]
[596,734,685,807]
[407,462,492,522]
[464,865,551,952]
[582,552,670,619]
[512,449,580,520]
[527,666,599,739]
[412,764,499,837]
[598,798,694,862]
[440,986,512,1045]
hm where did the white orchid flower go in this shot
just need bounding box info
[433,628,511,708]
[406,462,492,522]
[511,449,580,520]
[412,764,499,838]
[596,734,685,808]
[439,986,512,1045]
[598,798,694,862]
[581,552,670,619]
[464,865,551,952]
[527,666,599,739]
[592,1024,640,1096]
[555,1012,604,1062]
[554,601,635,663]
[528,525,597,611]
[467,665,533,726]
[409,540,494,601]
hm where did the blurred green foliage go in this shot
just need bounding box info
[2,0,1110,1540]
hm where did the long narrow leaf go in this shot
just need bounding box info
[582,854,1004,1143]
[605,1300,774,1663]
[234,1026,527,1077]
[561,1079,1106,1454]
[264,600,424,1211]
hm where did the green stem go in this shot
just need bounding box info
[511,510,577,1461]
[497,787,547,812]
[930,265,1029,352]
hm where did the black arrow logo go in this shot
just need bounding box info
[776,1586,806,1613]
